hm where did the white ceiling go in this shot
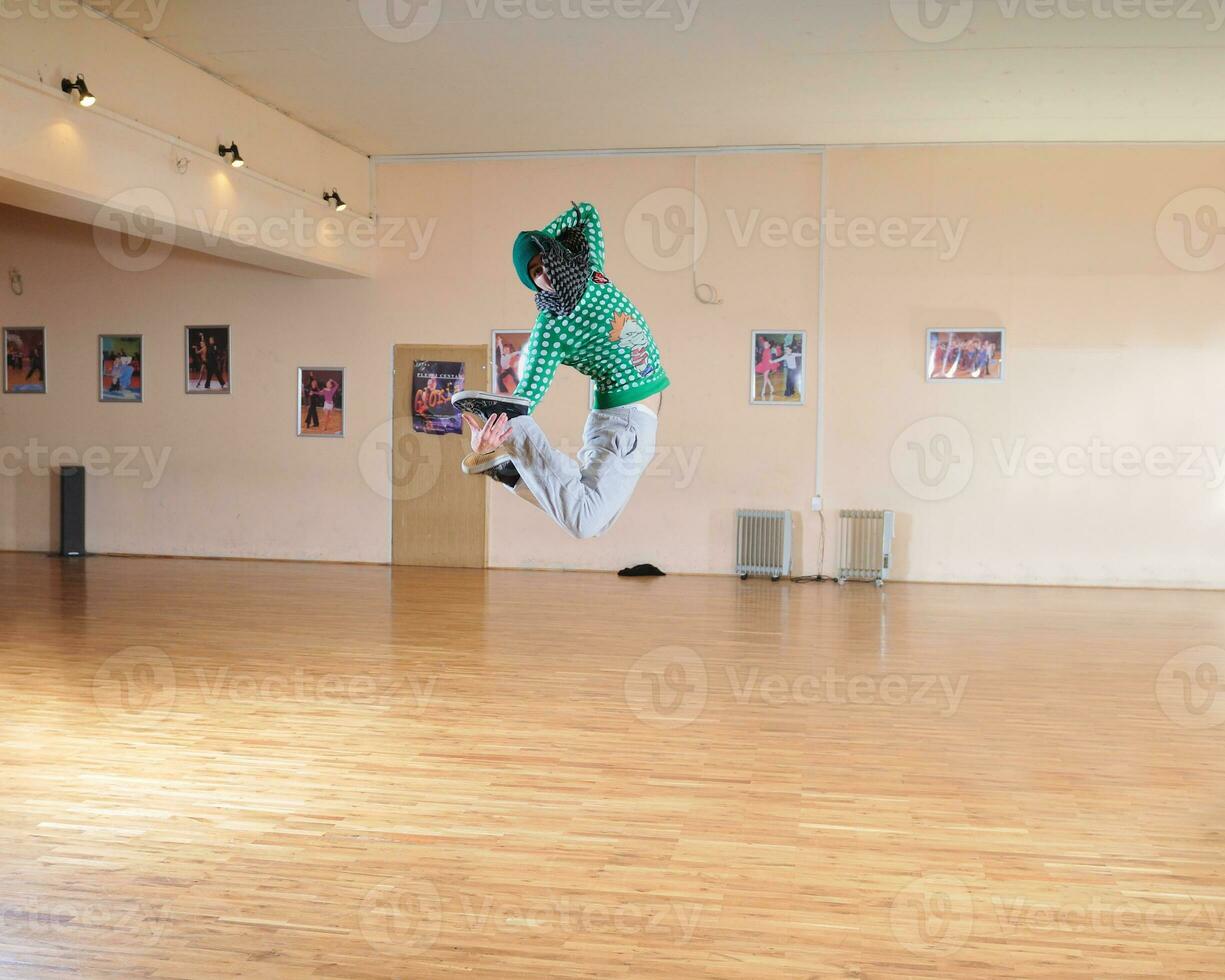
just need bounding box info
[100,0,1225,156]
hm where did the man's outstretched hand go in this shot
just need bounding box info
[463,412,512,455]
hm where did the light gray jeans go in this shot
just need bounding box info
[504,400,659,540]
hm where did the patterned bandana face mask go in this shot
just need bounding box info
[533,223,591,318]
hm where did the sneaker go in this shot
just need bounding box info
[461,447,515,475]
[451,390,531,424]
[487,461,521,490]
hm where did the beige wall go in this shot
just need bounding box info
[3,145,1223,586]
[823,145,1225,588]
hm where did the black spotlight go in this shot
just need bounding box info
[218,142,244,168]
[61,74,96,107]
[323,188,347,212]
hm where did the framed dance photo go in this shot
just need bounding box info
[750,331,806,406]
[298,367,345,437]
[4,327,47,394]
[926,329,1005,382]
[186,325,231,394]
[99,334,143,402]
[491,329,530,396]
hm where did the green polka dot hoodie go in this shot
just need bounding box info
[517,202,670,411]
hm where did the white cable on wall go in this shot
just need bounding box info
[815,151,828,504]
[691,155,722,305]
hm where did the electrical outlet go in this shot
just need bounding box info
[811,495,823,512]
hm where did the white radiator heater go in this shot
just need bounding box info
[735,510,792,581]
[837,510,895,587]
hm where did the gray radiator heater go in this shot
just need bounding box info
[837,509,895,587]
[735,510,792,581]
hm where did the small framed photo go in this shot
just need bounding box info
[298,367,345,437]
[4,327,46,393]
[751,331,806,405]
[100,334,143,402]
[491,329,530,396]
[926,329,1005,382]
[186,325,231,394]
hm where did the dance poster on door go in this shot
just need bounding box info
[411,360,465,434]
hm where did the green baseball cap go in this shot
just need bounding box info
[513,231,548,291]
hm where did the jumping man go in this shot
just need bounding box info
[451,201,670,539]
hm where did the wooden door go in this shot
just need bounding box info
[391,344,488,567]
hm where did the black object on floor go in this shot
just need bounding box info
[618,564,665,577]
